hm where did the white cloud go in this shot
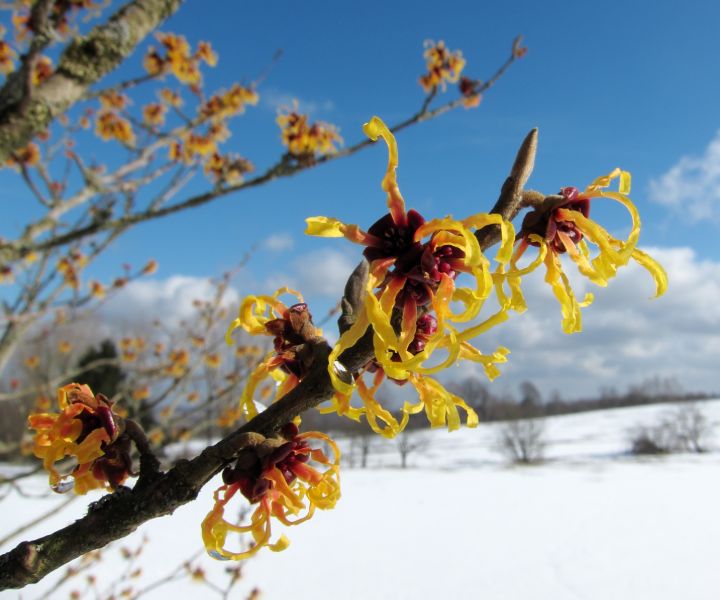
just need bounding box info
[85,245,719,400]
[649,130,720,223]
[266,249,356,300]
[263,232,294,252]
[100,275,240,329]
[261,88,335,115]
[442,246,720,399]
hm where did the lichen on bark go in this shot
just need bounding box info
[0,0,183,162]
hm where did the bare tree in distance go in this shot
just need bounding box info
[672,403,712,453]
[396,431,430,469]
[348,430,374,469]
[497,418,546,465]
[629,402,713,455]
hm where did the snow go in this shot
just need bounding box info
[3,400,720,599]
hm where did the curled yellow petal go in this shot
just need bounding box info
[317,391,366,421]
[236,357,276,419]
[456,308,509,343]
[461,213,516,265]
[226,288,303,343]
[363,116,406,223]
[409,374,478,431]
[327,308,370,396]
[556,230,607,287]
[585,167,631,195]
[631,248,668,297]
[545,252,582,334]
[457,343,510,381]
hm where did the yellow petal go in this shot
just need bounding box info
[237,358,275,419]
[305,216,347,237]
[462,213,516,265]
[456,308,509,343]
[356,375,405,438]
[544,253,582,334]
[556,230,607,287]
[457,343,510,381]
[268,535,291,552]
[362,116,406,222]
[327,308,370,395]
[631,248,668,297]
[410,374,478,431]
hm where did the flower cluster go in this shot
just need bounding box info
[202,423,340,560]
[458,76,482,109]
[142,102,167,127]
[224,289,321,424]
[0,26,16,74]
[28,383,133,494]
[203,152,253,185]
[164,348,190,378]
[160,88,183,107]
[419,40,466,92]
[307,117,513,436]
[6,142,40,168]
[57,250,87,290]
[200,84,259,122]
[95,91,135,145]
[32,56,53,86]
[276,105,343,158]
[505,170,668,333]
[144,33,217,87]
[169,122,233,165]
[12,1,103,41]
[24,355,39,369]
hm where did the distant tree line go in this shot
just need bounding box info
[448,375,714,422]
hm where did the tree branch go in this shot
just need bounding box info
[0,42,524,265]
[475,127,537,249]
[0,75,533,592]
[0,177,518,587]
[0,0,184,163]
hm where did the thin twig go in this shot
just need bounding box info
[1,45,524,262]
[0,495,78,548]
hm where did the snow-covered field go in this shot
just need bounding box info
[3,400,720,599]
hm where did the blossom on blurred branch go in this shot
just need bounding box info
[419,40,465,92]
[225,289,323,423]
[28,383,133,494]
[277,103,343,160]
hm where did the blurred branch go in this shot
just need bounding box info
[0,42,524,264]
[0,35,529,590]
[0,494,77,548]
[0,0,184,162]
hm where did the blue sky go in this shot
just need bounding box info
[2,0,719,398]
[78,0,720,274]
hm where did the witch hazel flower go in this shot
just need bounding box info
[276,103,343,159]
[419,40,466,93]
[306,116,514,437]
[28,383,134,494]
[202,423,340,560]
[501,168,667,333]
[224,288,323,423]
